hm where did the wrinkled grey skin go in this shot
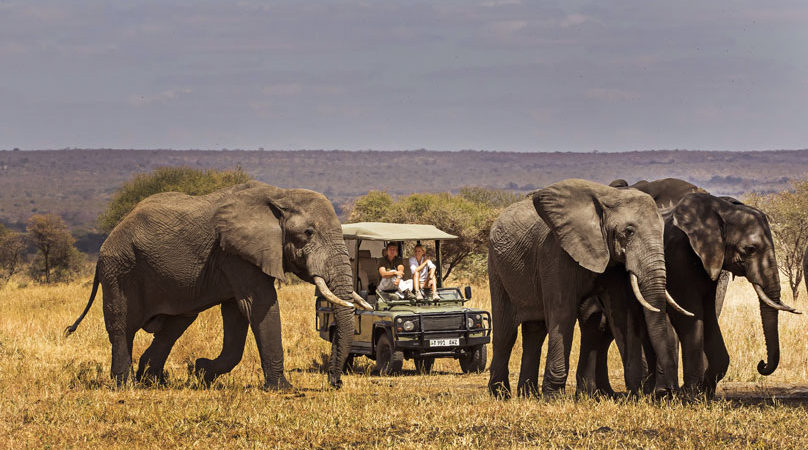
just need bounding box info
[581,179,790,397]
[65,181,356,389]
[487,179,678,398]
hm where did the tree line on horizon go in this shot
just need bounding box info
[2,166,808,297]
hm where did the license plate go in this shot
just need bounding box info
[429,338,459,347]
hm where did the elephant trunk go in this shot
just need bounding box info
[630,251,678,391]
[756,281,782,375]
[314,249,360,388]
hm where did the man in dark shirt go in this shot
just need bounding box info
[377,242,413,296]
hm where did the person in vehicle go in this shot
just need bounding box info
[410,244,439,301]
[377,242,413,297]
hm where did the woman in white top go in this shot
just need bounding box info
[409,244,439,301]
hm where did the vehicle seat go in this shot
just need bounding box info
[357,250,380,291]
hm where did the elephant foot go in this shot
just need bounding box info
[263,375,293,392]
[575,386,616,400]
[111,370,132,389]
[488,380,512,400]
[517,381,540,398]
[328,374,344,390]
[192,358,221,386]
[137,369,168,387]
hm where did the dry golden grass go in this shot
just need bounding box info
[2,276,808,448]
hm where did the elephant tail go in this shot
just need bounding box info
[64,266,100,338]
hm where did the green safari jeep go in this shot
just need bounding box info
[315,222,491,375]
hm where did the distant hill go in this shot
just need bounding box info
[1,148,806,238]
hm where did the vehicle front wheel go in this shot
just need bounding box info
[459,345,487,374]
[414,357,435,374]
[375,334,403,375]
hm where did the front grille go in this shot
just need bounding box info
[421,314,464,331]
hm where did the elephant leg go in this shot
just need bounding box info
[700,305,729,398]
[249,291,292,391]
[517,320,546,397]
[542,299,576,396]
[195,301,249,385]
[488,277,518,399]
[594,316,615,397]
[576,310,612,397]
[677,316,705,395]
[136,314,197,384]
[103,282,135,387]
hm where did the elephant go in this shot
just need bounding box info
[578,179,801,398]
[487,178,683,398]
[65,181,372,389]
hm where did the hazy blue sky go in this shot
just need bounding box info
[1,1,806,151]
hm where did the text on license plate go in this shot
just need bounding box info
[429,338,460,347]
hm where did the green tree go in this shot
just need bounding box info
[26,214,83,283]
[349,187,520,281]
[0,224,26,285]
[746,178,808,301]
[98,166,251,232]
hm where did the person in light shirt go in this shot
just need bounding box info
[409,244,439,301]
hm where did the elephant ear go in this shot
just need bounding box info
[532,179,609,273]
[671,193,725,281]
[215,185,287,282]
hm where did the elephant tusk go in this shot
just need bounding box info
[629,272,661,313]
[753,284,801,314]
[351,291,374,311]
[666,290,694,317]
[313,277,356,309]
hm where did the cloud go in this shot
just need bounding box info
[128,89,192,107]
[585,88,640,102]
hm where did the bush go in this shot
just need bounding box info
[745,178,808,301]
[26,214,84,283]
[348,187,520,282]
[0,224,26,285]
[98,166,251,232]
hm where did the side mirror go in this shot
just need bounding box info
[464,286,472,300]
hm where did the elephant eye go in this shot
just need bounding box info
[624,226,635,238]
[304,228,314,238]
[744,245,757,255]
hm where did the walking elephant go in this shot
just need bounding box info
[487,179,683,398]
[65,181,372,389]
[579,179,800,397]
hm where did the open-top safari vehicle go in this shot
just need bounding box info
[315,222,491,375]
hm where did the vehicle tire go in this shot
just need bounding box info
[459,345,487,374]
[375,333,403,375]
[414,357,435,374]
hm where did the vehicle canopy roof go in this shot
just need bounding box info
[341,222,457,241]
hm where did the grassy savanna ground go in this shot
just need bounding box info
[2,276,808,448]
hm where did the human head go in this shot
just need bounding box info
[414,244,425,259]
[386,242,398,259]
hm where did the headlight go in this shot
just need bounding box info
[403,320,415,331]
[467,317,475,329]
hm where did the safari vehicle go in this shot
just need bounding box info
[315,222,491,375]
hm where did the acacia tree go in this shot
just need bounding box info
[349,188,520,281]
[0,224,26,285]
[99,166,250,233]
[27,214,83,283]
[746,178,808,302]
